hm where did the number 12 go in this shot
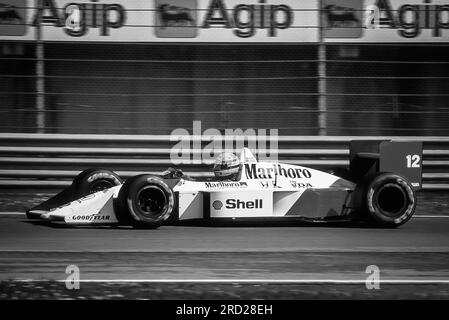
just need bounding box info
[406,154,421,168]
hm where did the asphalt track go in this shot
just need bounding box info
[0,214,448,282]
[0,191,448,299]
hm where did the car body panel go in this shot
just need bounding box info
[38,186,121,224]
[31,148,356,225]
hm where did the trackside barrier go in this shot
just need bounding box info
[0,134,448,190]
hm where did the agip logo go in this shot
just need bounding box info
[0,0,27,36]
[322,0,364,38]
[155,0,197,38]
[323,0,449,40]
[155,0,293,38]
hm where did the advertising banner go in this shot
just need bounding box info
[0,0,34,40]
[323,0,449,42]
[1,0,449,42]
[0,0,319,42]
[210,190,273,218]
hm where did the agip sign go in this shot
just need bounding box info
[0,0,319,42]
[155,0,295,38]
[33,0,126,37]
[324,0,449,42]
[1,0,449,42]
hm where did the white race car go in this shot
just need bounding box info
[26,140,422,228]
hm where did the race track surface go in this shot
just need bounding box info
[0,215,449,255]
[0,214,448,299]
[0,191,448,299]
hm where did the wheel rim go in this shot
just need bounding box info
[136,186,168,219]
[375,183,408,218]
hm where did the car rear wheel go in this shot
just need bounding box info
[115,174,175,228]
[353,172,416,228]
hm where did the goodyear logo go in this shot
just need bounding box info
[72,214,111,221]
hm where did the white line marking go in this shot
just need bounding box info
[0,212,25,215]
[6,279,449,284]
[413,215,449,218]
[1,248,449,253]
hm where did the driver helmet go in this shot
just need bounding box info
[213,152,240,179]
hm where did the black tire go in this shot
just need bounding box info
[325,167,354,182]
[72,168,123,197]
[115,174,175,228]
[353,172,416,228]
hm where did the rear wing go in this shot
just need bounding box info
[350,140,423,190]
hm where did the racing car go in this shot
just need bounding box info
[26,140,422,228]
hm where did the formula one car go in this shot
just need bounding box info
[26,140,422,228]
